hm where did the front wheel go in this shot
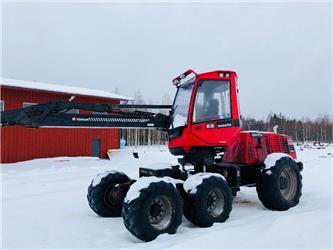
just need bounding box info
[122,177,183,242]
[183,173,233,227]
[256,156,302,211]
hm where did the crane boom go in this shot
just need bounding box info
[0,101,172,130]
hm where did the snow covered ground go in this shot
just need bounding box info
[1,145,332,249]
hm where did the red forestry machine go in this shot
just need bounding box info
[1,69,303,241]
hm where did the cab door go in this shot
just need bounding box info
[190,79,240,145]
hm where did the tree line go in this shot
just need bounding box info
[242,113,332,143]
[121,113,332,146]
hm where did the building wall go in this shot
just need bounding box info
[0,87,120,163]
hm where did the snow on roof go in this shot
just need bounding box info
[0,77,133,101]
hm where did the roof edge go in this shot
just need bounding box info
[0,77,133,101]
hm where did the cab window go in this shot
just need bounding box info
[171,80,195,128]
[193,80,231,123]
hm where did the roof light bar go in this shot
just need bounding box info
[219,72,231,78]
[172,69,197,86]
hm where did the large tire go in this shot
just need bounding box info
[87,171,130,217]
[257,156,302,211]
[122,178,183,242]
[183,173,233,227]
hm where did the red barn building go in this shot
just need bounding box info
[0,78,132,163]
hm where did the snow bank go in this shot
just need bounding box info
[183,173,225,194]
[124,176,177,203]
[264,153,292,170]
[92,170,118,187]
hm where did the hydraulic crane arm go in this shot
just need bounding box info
[0,101,172,130]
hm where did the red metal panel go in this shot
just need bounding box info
[222,131,297,165]
[0,86,121,163]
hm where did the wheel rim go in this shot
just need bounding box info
[206,188,224,218]
[279,167,298,201]
[148,196,173,230]
[104,184,126,208]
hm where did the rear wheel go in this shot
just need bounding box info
[256,157,302,211]
[183,173,233,227]
[122,178,183,242]
[87,171,131,217]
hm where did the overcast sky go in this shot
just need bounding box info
[2,2,332,119]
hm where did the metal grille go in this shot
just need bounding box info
[265,136,272,154]
[248,141,254,161]
[273,137,282,152]
[282,137,290,153]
